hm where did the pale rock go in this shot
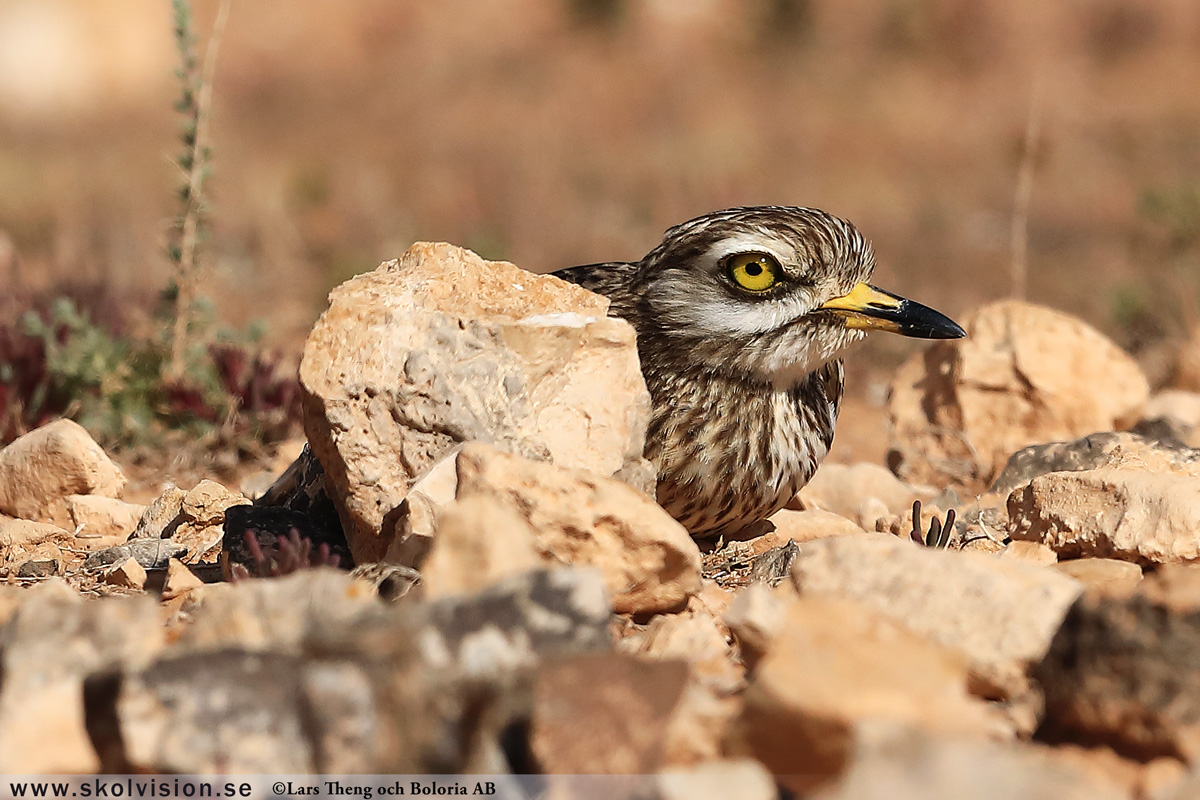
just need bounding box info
[109,571,613,774]
[531,653,689,774]
[129,486,187,539]
[0,419,126,524]
[1140,757,1189,800]
[797,463,927,527]
[176,568,381,653]
[0,519,70,572]
[1002,540,1057,566]
[104,557,147,589]
[1048,744,1176,800]
[410,445,463,506]
[639,609,739,691]
[0,518,70,549]
[1052,558,1142,597]
[655,759,778,800]
[420,495,541,599]
[101,650,382,773]
[636,604,743,766]
[767,508,866,543]
[67,494,146,538]
[809,727,1128,800]
[170,481,251,564]
[724,582,789,668]
[1139,563,1200,612]
[382,490,438,570]
[731,595,1002,795]
[453,443,701,614]
[1009,468,1200,564]
[790,533,1083,696]
[854,496,893,534]
[381,447,462,570]
[0,681,99,773]
[660,679,742,768]
[163,558,205,597]
[691,581,734,622]
[888,301,1150,488]
[667,681,739,767]
[0,585,162,773]
[298,242,650,563]
[182,480,248,525]
[407,567,613,681]
[0,586,25,627]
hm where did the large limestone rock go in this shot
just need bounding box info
[299,242,651,562]
[809,728,1128,800]
[0,419,126,524]
[95,568,613,773]
[0,582,163,772]
[450,443,702,614]
[730,595,1000,795]
[1009,469,1200,564]
[789,533,1083,696]
[888,301,1150,488]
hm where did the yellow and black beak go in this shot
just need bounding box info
[819,283,965,340]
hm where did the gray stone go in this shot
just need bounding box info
[83,539,187,571]
[991,431,1200,496]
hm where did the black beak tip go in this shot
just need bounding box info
[897,299,969,338]
[931,320,967,340]
[898,301,967,340]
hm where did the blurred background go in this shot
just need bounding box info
[3,0,1200,469]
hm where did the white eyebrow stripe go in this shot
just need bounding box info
[652,272,814,336]
[704,233,795,265]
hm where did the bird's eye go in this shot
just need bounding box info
[727,253,781,293]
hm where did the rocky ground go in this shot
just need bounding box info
[2,243,1200,799]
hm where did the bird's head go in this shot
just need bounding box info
[632,206,964,388]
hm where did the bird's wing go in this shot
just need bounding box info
[551,261,637,298]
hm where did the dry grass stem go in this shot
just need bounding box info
[167,0,233,381]
[1010,80,1042,301]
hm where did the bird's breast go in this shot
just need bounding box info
[643,359,843,537]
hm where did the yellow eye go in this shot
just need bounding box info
[727,253,780,292]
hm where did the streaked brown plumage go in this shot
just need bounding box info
[555,206,964,537]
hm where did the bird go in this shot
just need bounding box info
[553,205,964,538]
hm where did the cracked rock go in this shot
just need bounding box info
[298,242,651,563]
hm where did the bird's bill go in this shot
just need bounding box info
[819,283,966,339]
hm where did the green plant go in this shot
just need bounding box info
[0,295,302,448]
[0,0,304,452]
